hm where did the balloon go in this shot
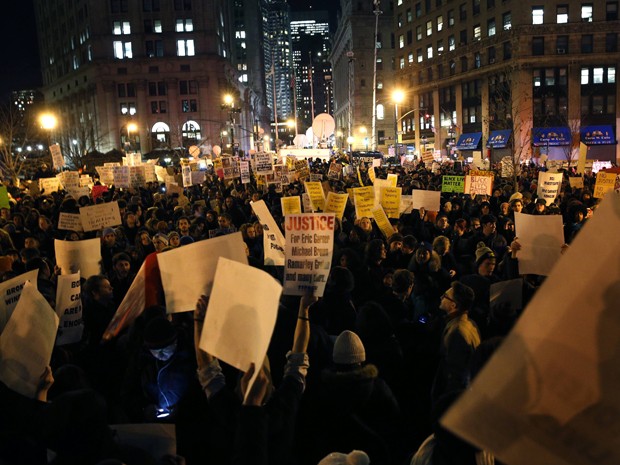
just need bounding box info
[212,145,221,157]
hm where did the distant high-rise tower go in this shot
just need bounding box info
[261,0,294,136]
[290,11,333,135]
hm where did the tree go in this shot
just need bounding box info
[0,102,40,184]
[56,120,109,170]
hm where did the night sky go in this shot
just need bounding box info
[0,0,338,103]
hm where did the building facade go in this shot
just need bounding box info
[34,0,260,156]
[393,0,619,162]
[331,0,397,152]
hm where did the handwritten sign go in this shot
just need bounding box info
[96,166,115,185]
[411,189,441,211]
[304,181,326,212]
[240,161,251,184]
[39,177,61,193]
[537,171,562,203]
[54,238,102,278]
[250,200,286,266]
[465,174,493,196]
[324,192,349,220]
[113,166,130,188]
[50,143,64,169]
[441,175,465,193]
[372,205,396,238]
[129,166,147,188]
[327,162,342,180]
[593,172,618,198]
[281,196,302,215]
[254,152,273,175]
[58,212,83,232]
[79,201,122,232]
[568,177,584,189]
[380,187,402,218]
[0,270,39,333]
[55,273,84,346]
[353,186,375,219]
[283,214,335,297]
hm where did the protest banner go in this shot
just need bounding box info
[281,196,302,215]
[411,189,441,212]
[593,171,618,198]
[39,177,61,193]
[96,166,115,185]
[399,194,414,214]
[129,165,147,188]
[442,192,620,465]
[294,159,310,182]
[327,161,342,180]
[111,424,176,461]
[283,213,335,297]
[353,186,375,219]
[181,164,192,187]
[356,167,364,186]
[372,205,396,238]
[190,170,206,185]
[490,278,523,314]
[537,171,563,203]
[55,273,84,346]
[250,200,286,266]
[301,192,312,212]
[387,173,398,186]
[0,281,58,399]
[568,177,584,189]
[0,270,38,333]
[112,166,130,188]
[50,143,64,169]
[368,166,376,184]
[304,181,326,212]
[309,173,323,182]
[0,187,9,209]
[441,175,465,193]
[324,192,349,220]
[576,142,587,174]
[221,156,236,179]
[254,151,273,175]
[102,263,146,341]
[465,174,493,196]
[80,201,122,232]
[154,165,167,182]
[239,160,251,184]
[158,232,248,313]
[380,187,402,219]
[57,212,83,232]
[422,150,435,165]
[58,171,80,190]
[201,257,282,398]
[91,185,108,201]
[54,238,102,278]
[514,212,564,276]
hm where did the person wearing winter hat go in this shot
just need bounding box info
[152,232,169,252]
[167,230,180,248]
[465,213,507,268]
[332,330,366,367]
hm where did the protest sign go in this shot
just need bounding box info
[50,143,64,169]
[324,192,349,220]
[96,166,115,185]
[568,177,584,189]
[0,282,58,398]
[442,192,620,465]
[58,212,83,232]
[181,165,192,187]
[372,158,382,169]
[327,161,342,180]
[281,196,302,215]
[465,175,493,196]
[129,166,146,188]
[387,173,398,186]
[111,424,176,461]
[537,171,563,203]
[190,170,205,185]
[400,194,414,214]
[490,278,523,313]
[58,171,80,190]
[411,189,441,212]
[67,186,90,199]
[576,142,587,174]
[251,200,286,266]
[380,187,402,218]
[201,257,282,398]
[514,212,564,276]
[301,193,312,212]
[143,164,157,182]
[91,185,109,200]
[309,173,323,182]
[368,166,376,184]
[81,174,94,188]
[283,214,335,297]
[0,187,9,209]
[221,156,237,179]
[422,150,435,165]
[254,151,273,175]
[353,186,375,219]
[356,167,364,186]
[471,150,483,168]
[55,273,84,346]
[0,270,38,333]
[154,165,167,182]
[441,175,465,193]
[112,166,130,188]
[54,238,102,278]
[80,201,122,232]
[593,172,618,198]
[39,177,61,193]
[501,156,514,178]
[304,181,326,212]
[240,161,250,184]
[103,263,146,341]
[372,205,396,238]
[158,232,248,313]
[294,159,310,182]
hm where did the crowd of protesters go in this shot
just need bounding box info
[0,153,606,465]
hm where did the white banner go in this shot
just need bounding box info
[54,238,102,278]
[250,200,286,266]
[0,270,39,333]
[55,273,84,346]
[79,201,122,232]
[411,189,441,212]
[50,143,65,169]
[240,161,251,184]
[514,212,564,276]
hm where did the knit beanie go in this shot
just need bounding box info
[143,317,177,349]
[475,241,495,265]
[333,330,366,365]
[327,266,355,294]
[318,450,370,465]
[153,233,169,245]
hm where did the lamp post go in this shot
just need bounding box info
[286,119,295,146]
[222,94,241,155]
[126,122,138,153]
[347,136,355,154]
[392,89,404,161]
[39,112,58,166]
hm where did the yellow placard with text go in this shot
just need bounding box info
[324,192,349,220]
[380,187,402,219]
[353,186,375,219]
[387,173,398,187]
[304,181,326,211]
[280,196,302,215]
[368,166,376,184]
[593,172,617,199]
[372,205,396,238]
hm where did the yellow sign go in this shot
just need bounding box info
[368,166,376,184]
[280,196,302,215]
[372,205,396,238]
[577,142,587,175]
[353,186,375,219]
[387,173,398,187]
[380,187,402,219]
[324,192,349,220]
[304,181,326,211]
[593,172,617,199]
[356,167,364,186]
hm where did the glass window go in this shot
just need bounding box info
[556,35,568,53]
[532,6,544,24]
[473,0,481,15]
[176,19,193,32]
[581,34,593,53]
[474,24,481,40]
[415,2,422,17]
[557,5,568,23]
[533,70,542,87]
[398,14,403,28]
[606,33,618,52]
[437,39,444,53]
[474,52,481,68]
[407,9,413,22]
[417,49,423,62]
[377,104,385,120]
[607,1,619,20]
[449,35,456,51]
[460,3,467,20]
[581,68,589,84]
[503,12,512,30]
[427,20,433,36]
[448,9,455,26]
[488,18,496,36]
[545,69,555,85]
[437,15,444,31]
[408,52,414,63]
[416,26,422,40]
[400,57,405,69]
[558,68,567,85]
[177,39,195,56]
[593,68,604,83]
[113,21,131,35]
[609,67,616,83]
[581,4,593,21]
[113,41,132,59]
[427,45,433,58]
[532,37,545,55]
[399,34,405,48]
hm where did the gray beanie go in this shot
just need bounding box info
[475,241,495,265]
[333,330,365,365]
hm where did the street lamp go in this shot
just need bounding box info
[392,89,404,161]
[286,119,295,145]
[222,94,241,155]
[39,112,58,165]
[127,122,138,152]
[346,136,355,153]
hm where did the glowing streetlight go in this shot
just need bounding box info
[39,113,58,131]
[392,89,405,161]
[223,94,234,107]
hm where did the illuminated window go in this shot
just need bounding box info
[581,68,589,84]
[581,4,593,21]
[113,21,131,35]
[593,67,604,84]
[377,104,385,120]
[176,19,193,32]
[426,20,433,36]
[437,15,443,31]
[177,39,195,56]
[113,41,133,59]
[488,18,496,35]
[532,6,544,24]
[427,45,433,58]
[557,5,568,23]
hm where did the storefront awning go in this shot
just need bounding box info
[486,130,512,149]
[532,127,571,146]
[455,132,482,150]
[580,125,616,145]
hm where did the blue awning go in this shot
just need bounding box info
[580,125,616,145]
[486,130,512,149]
[455,132,482,150]
[532,127,571,146]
